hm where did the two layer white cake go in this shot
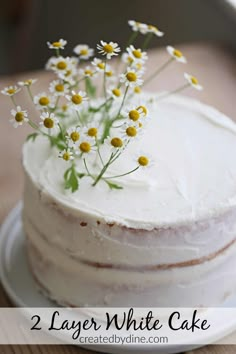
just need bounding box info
[22,94,236,307]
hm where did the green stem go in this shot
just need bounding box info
[116,85,129,120]
[144,57,173,86]
[10,96,17,107]
[103,59,107,100]
[83,158,95,180]
[126,31,139,47]
[92,153,114,186]
[104,166,140,179]
[142,33,153,50]
[96,137,104,166]
[27,86,34,101]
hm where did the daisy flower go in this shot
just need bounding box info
[82,123,100,139]
[10,106,28,128]
[47,39,67,50]
[58,148,74,161]
[121,53,135,65]
[166,46,186,63]
[123,106,146,122]
[120,68,143,88]
[1,85,21,96]
[135,153,153,168]
[91,58,106,72]
[105,65,115,79]
[34,92,53,109]
[105,135,125,151]
[51,56,74,74]
[18,79,37,87]
[66,90,88,110]
[133,86,142,94]
[184,73,203,91]
[76,136,95,155]
[121,122,141,139]
[66,126,81,147]
[79,66,97,78]
[108,87,122,99]
[39,112,59,134]
[127,45,148,63]
[73,44,94,59]
[49,80,69,96]
[147,24,164,37]
[97,41,120,59]
[128,20,148,34]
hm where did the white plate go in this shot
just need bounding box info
[0,202,236,353]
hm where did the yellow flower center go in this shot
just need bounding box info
[134,86,141,94]
[103,44,114,54]
[63,152,71,161]
[126,126,137,137]
[173,49,183,58]
[85,69,93,76]
[72,94,83,105]
[138,122,143,128]
[56,61,67,70]
[129,109,140,121]
[136,63,142,70]
[80,49,88,56]
[97,62,105,70]
[7,89,16,95]
[70,131,80,142]
[52,41,62,48]
[62,104,68,111]
[25,80,32,85]
[88,127,97,137]
[128,56,134,64]
[148,25,158,32]
[15,112,24,122]
[136,105,147,116]
[65,70,72,77]
[126,72,137,82]
[39,96,50,106]
[106,71,113,77]
[132,49,142,59]
[111,137,123,148]
[44,118,54,129]
[191,76,198,85]
[80,142,91,153]
[112,88,121,97]
[138,156,149,166]
[55,84,64,92]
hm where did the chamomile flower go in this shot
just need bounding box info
[123,106,146,122]
[97,41,120,59]
[184,73,203,91]
[128,20,148,34]
[51,56,74,74]
[91,58,106,72]
[66,90,88,110]
[147,24,164,37]
[1,85,21,96]
[166,46,186,63]
[18,79,37,87]
[47,39,67,50]
[66,126,81,147]
[39,112,59,134]
[58,148,74,161]
[133,86,142,94]
[73,44,94,60]
[121,53,135,66]
[121,122,141,139]
[135,153,153,168]
[105,65,115,80]
[127,45,148,63]
[79,66,97,78]
[49,80,69,96]
[120,68,143,88]
[10,106,28,128]
[108,87,122,99]
[76,136,95,154]
[34,92,53,109]
[105,135,125,151]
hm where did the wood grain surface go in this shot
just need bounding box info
[0,43,235,353]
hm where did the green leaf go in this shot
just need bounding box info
[85,77,96,98]
[105,180,123,190]
[64,166,79,193]
[26,132,39,142]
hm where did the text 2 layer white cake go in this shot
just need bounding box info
[22,94,236,307]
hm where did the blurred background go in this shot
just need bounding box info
[0,0,236,75]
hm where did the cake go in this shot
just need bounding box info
[22,93,236,307]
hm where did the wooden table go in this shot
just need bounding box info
[0,43,235,353]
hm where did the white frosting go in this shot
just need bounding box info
[22,93,236,230]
